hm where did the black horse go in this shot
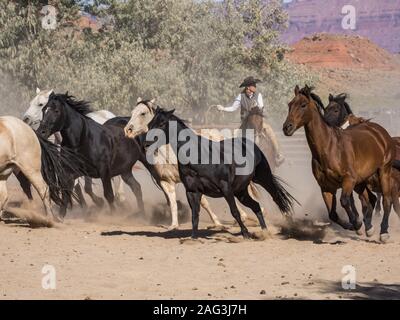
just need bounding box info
[144,107,297,239]
[37,93,145,217]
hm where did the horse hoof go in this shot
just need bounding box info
[356,227,363,236]
[366,226,375,237]
[380,233,390,243]
[167,225,179,231]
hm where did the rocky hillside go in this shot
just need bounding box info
[281,0,400,54]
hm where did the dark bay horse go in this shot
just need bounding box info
[37,93,145,217]
[324,93,400,216]
[283,85,398,242]
[145,107,297,239]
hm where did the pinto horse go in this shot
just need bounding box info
[37,93,145,217]
[283,85,398,242]
[144,107,297,239]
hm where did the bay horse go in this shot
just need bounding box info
[36,93,144,218]
[143,107,296,239]
[22,88,126,206]
[324,93,400,216]
[239,107,279,172]
[283,85,398,242]
[122,99,262,230]
[0,116,85,226]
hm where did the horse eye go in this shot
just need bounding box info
[140,112,146,116]
[39,103,43,107]
[301,104,307,108]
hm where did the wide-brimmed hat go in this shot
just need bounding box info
[239,76,262,88]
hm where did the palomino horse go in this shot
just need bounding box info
[283,85,398,242]
[123,99,262,230]
[0,116,85,226]
[324,93,400,216]
[37,93,145,218]
[22,88,126,205]
[143,107,296,238]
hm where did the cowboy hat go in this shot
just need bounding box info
[239,76,262,88]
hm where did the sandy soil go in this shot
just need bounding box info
[1,163,400,300]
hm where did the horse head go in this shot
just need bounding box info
[283,85,324,136]
[124,97,156,138]
[324,93,353,127]
[23,88,54,129]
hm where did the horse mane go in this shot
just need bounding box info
[155,107,188,127]
[54,93,92,116]
[299,86,325,116]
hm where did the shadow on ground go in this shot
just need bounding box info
[317,280,400,300]
[100,228,236,239]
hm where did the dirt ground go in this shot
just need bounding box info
[1,162,400,300]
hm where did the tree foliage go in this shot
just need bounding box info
[0,0,315,122]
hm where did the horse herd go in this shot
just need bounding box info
[0,85,399,242]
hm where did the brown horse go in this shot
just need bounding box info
[324,94,400,216]
[283,85,398,242]
[240,107,278,172]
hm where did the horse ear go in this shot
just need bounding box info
[166,109,175,115]
[294,85,300,96]
[329,94,334,102]
[137,97,142,103]
[45,89,54,98]
[155,106,161,113]
[36,87,41,94]
[150,98,156,104]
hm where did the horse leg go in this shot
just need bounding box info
[113,176,126,204]
[356,187,375,237]
[200,195,224,228]
[159,180,179,230]
[340,178,362,232]
[58,178,75,219]
[21,168,60,221]
[379,165,394,243]
[74,182,87,209]
[186,191,202,239]
[121,172,145,215]
[374,193,382,216]
[218,181,252,238]
[321,190,353,230]
[0,180,9,217]
[236,188,266,231]
[15,170,33,200]
[101,176,115,213]
[84,176,104,207]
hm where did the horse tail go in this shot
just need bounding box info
[252,151,299,215]
[37,134,87,207]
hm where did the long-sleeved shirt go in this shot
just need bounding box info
[223,93,264,112]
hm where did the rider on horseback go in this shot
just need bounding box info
[216,76,285,165]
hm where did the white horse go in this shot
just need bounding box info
[22,88,126,206]
[124,98,262,230]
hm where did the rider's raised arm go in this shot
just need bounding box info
[219,94,241,112]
